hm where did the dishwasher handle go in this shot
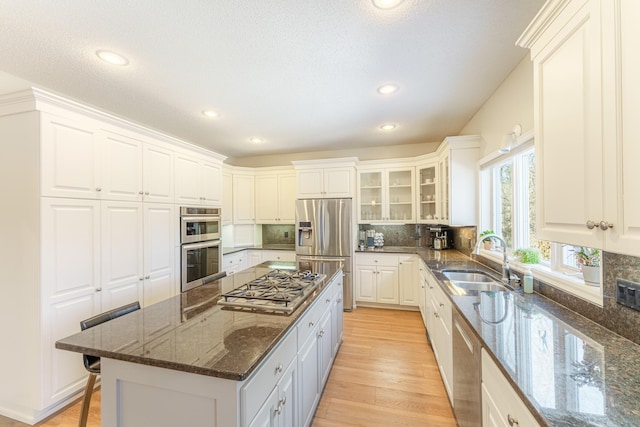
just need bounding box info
[454,319,475,354]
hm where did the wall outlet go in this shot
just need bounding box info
[617,278,640,311]
[284,231,289,238]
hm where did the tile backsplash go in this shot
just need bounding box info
[261,224,295,245]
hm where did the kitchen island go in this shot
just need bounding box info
[56,261,344,427]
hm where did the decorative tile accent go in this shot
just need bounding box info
[261,224,295,245]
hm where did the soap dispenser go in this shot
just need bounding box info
[523,267,533,294]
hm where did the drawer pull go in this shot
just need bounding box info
[326,298,331,304]
[318,329,325,338]
[507,414,519,426]
[275,363,283,374]
[309,321,315,327]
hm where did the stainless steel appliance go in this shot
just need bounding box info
[217,269,325,314]
[180,206,221,243]
[428,225,453,250]
[452,308,481,427]
[295,198,353,311]
[180,207,223,292]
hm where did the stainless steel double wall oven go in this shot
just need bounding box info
[180,207,223,292]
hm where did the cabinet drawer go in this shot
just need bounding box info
[356,254,398,267]
[481,349,540,427]
[241,330,297,423]
[297,296,324,348]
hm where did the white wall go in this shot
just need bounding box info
[228,141,440,167]
[459,56,534,157]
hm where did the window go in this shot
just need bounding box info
[479,133,602,306]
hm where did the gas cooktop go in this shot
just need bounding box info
[217,269,325,314]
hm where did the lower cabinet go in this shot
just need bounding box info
[355,254,399,304]
[245,272,343,427]
[260,250,296,263]
[398,255,418,306]
[424,268,453,403]
[481,349,540,427]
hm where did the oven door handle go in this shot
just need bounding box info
[182,240,221,250]
[181,216,221,223]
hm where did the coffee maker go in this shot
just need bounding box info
[427,225,454,250]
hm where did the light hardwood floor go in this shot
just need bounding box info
[0,307,455,427]
[311,307,456,427]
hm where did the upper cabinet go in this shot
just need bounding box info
[222,170,233,225]
[255,169,296,224]
[357,166,415,223]
[415,136,479,226]
[518,0,640,256]
[175,150,222,206]
[292,158,357,199]
[233,172,255,224]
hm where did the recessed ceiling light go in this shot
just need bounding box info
[372,0,404,10]
[377,84,399,95]
[96,50,129,66]
[249,137,264,144]
[202,109,220,118]
[380,124,397,131]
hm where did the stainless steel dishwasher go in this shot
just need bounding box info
[452,308,481,427]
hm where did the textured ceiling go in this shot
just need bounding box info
[0,0,544,160]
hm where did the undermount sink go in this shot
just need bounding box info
[442,270,510,294]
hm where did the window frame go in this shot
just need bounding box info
[477,130,603,306]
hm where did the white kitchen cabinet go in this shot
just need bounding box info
[223,251,248,276]
[142,203,176,307]
[247,250,263,267]
[331,273,344,357]
[41,198,101,407]
[0,88,226,424]
[248,359,296,427]
[255,171,296,224]
[317,309,333,387]
[222,171,233,225]
[517,0,640,256]
[425,269,453,403]
[100,201,144,310]
[398,255,418,306]
[41,112,102,199]
[99,130,143,202]
[481,349,540,427]
[297,330,319,427]
[175,151,222,206]
[416,161,439,223]
[261,250,296,263]
[355,254,399,305]
[292,158,357,199]
[101,201,176,309]
[418,260,429,327]
[357,166,415,223]
[142,142,174,203]
[233,173,255,224]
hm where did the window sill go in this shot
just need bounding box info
[476,249,603,307]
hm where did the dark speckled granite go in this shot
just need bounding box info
[223,244,295,255]
[357,246,640,426]
[56,261,339,381]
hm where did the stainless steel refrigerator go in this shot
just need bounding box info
[295,198,353,311]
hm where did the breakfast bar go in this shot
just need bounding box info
[56,261,344,427]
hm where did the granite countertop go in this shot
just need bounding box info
[223,244,295,255]
[56,261,340,381]
[367,246,640,426]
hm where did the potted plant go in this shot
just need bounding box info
[513,248,541,264]
[572,247,601,286]
[479,230,497,250]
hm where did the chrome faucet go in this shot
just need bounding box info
[473,233,512,285]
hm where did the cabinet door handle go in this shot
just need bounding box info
[139,277,144,281]
[309,321,314,327]
[599,220,613,230]
[326,298,331,304]
[275,363,283,374]
[138,190,144,195]
[145,275,150,279]
[318,329,325,338]
[144,191,149,196]
[586,220,596,229]
[95,187,102,192]
[507,414,519,426]
[440,303,444,308]
[95,287,102,292]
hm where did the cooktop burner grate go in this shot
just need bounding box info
[218,269,324,313]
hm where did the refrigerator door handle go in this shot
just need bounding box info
[298,256,346,262]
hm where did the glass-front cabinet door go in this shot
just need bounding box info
[358,168,415,223]
[417,163,438,223]
[387,169,414,222]
[359,171,383,222]
[438,154,450,223]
